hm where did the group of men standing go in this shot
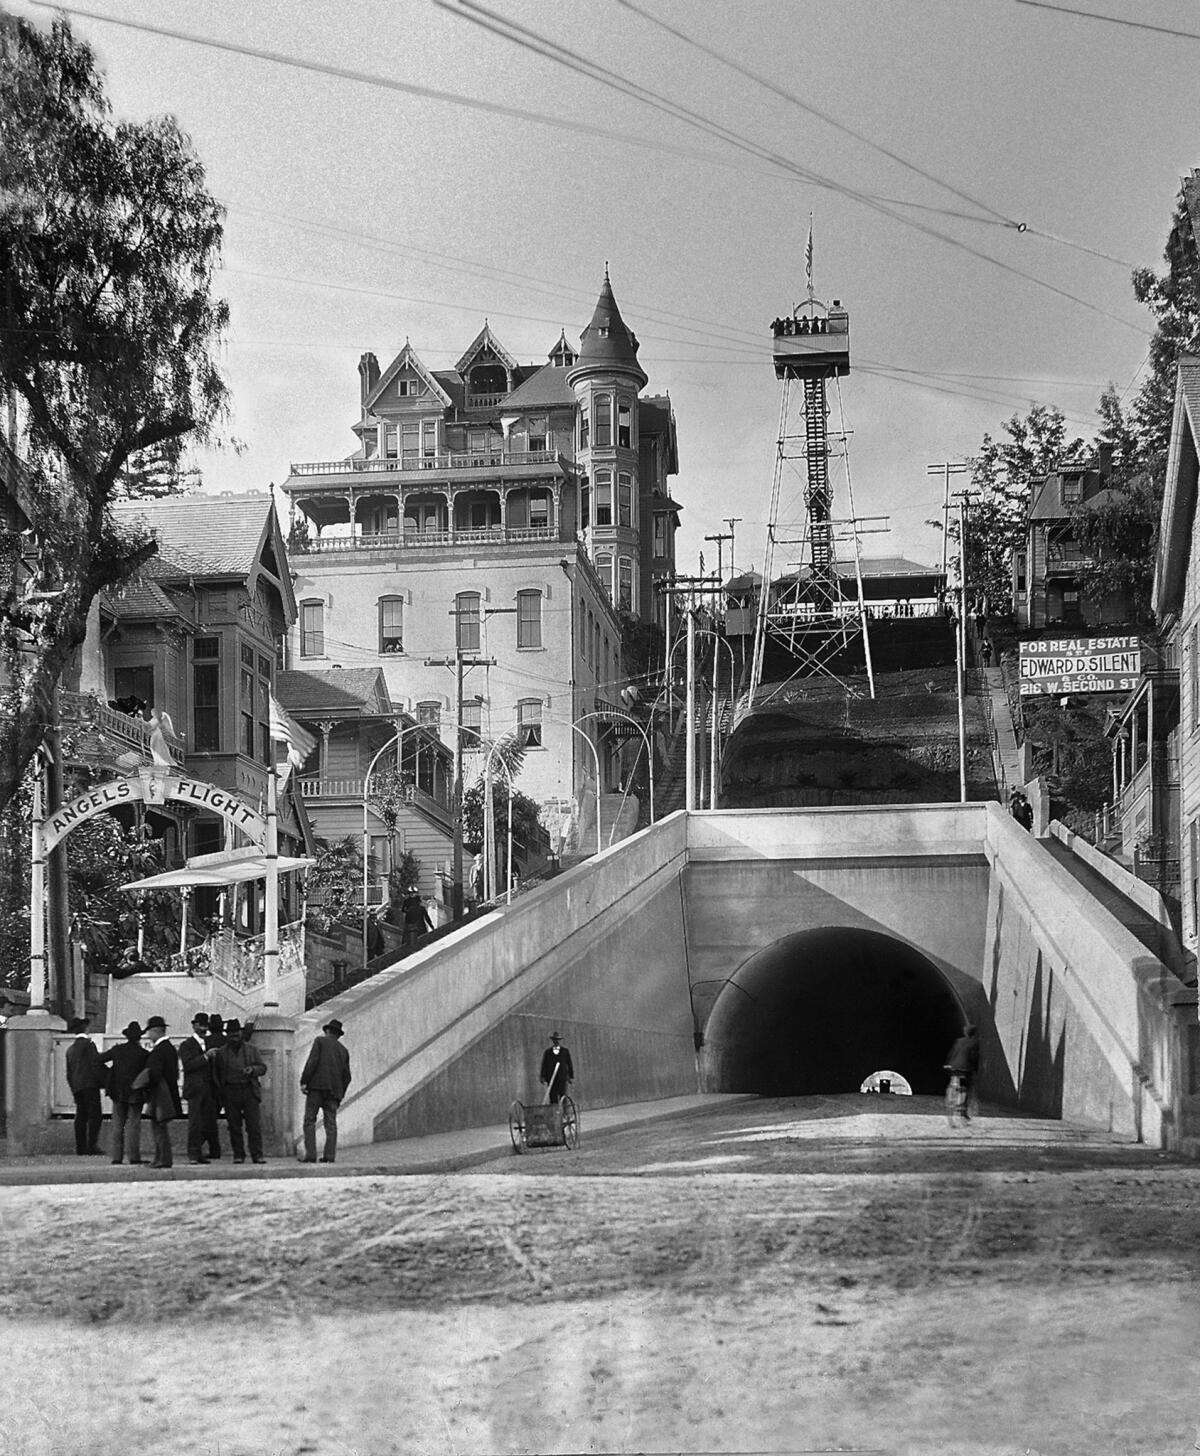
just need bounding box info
[64,1011,353,1168]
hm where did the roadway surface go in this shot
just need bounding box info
[3,1095,1198,1456]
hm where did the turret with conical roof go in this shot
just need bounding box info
[567,267,648,391]
[567,269,650,620]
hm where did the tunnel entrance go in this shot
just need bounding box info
[701,927,965,1096]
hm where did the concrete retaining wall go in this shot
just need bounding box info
[983,804,1184,1145]
[295,814,695,1148]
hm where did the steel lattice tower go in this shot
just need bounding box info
[749,292,876,702]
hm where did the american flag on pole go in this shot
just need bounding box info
[805,220,814,296]
[269,692,316,783]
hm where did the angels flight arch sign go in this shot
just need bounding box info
[40,769,268,853]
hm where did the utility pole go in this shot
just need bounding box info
[952,490,977,805]
[704,530,733,585]
[427,603,507,919]
[927,461,971,581]
[724,518,742,577]
[426,636,495,922]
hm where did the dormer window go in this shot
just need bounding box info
[1062,472,1083,504]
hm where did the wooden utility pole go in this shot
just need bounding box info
[425,638,495,921]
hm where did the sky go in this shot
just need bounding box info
[12,0,1200,582]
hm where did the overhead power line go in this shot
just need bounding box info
[29,0,1152,332]
[615,0,1013,227]
[434,0,1151,336]
[1014,0,1200,43]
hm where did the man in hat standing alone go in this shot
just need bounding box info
[65,1015,106,1155]
[179,1012,214,1164]
[101,1022,148,1164]
[300,1019,352,1164]
[212,1019,268,1164]
[144,1016,183,1169]
[540,1032,574,1105]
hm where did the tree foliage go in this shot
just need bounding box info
[0,12,229,812]
[963,404,1087,612]
[1131,180,1200,466]
[304,837,362,934]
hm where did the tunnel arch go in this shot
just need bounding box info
[700,927,966,1096]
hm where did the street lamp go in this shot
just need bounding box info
[479,738,516,904]
[667,620,738,810]
[361,721,428,963]
[574,707,654,828]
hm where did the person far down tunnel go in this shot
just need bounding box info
[700,927,968,1097]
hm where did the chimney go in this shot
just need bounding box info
[1097,441,1114,482]
[358,352,380,410]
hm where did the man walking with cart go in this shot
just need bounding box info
[539,1031,574,1105]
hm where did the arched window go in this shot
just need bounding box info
[456,591,481,651]
[379,596,404,654]
[618,400,631,448]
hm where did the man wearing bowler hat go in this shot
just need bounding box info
[143,1016,183,1168]
[65,1015,106,1155]
[101,1022,148,1164]
[179,1012,214,1164]
[300,1019,352,1164]
[212,1019,268,1164]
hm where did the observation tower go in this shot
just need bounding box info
[749,264,879,702]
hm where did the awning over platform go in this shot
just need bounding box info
[121,854,314,892]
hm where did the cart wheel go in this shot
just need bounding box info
[560,1095,579,1150]
[508,1100,526,1153]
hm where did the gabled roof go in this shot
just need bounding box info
[455,323,520,377]
[365,342,453,413]
[502,362,577,410]
[112,491,297,626]
[1154,357,1200,617]
[275,667,393,717]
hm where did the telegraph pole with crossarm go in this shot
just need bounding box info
[426,616,497,920]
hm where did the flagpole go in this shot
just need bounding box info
[806,213,814,303]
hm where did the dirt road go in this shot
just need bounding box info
[3,1097,1197,1456]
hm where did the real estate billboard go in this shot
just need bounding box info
[1017,635,1141,696]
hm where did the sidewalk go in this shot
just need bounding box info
[0,1092,757,1187]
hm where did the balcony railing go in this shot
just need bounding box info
[299,776,453,827]
[59,690,187,766]
[292,525,556,554]
[289,449,566,477]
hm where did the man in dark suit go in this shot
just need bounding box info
[143,1015,183,1168]
[101,1022,148,1164]
[65,1016,106,1155]
[178,1012,213,1164]
[203,1014,226,1158]
[539,1032,574,1105]
[299,1019,352,1164]
[212,1019,268,1164]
